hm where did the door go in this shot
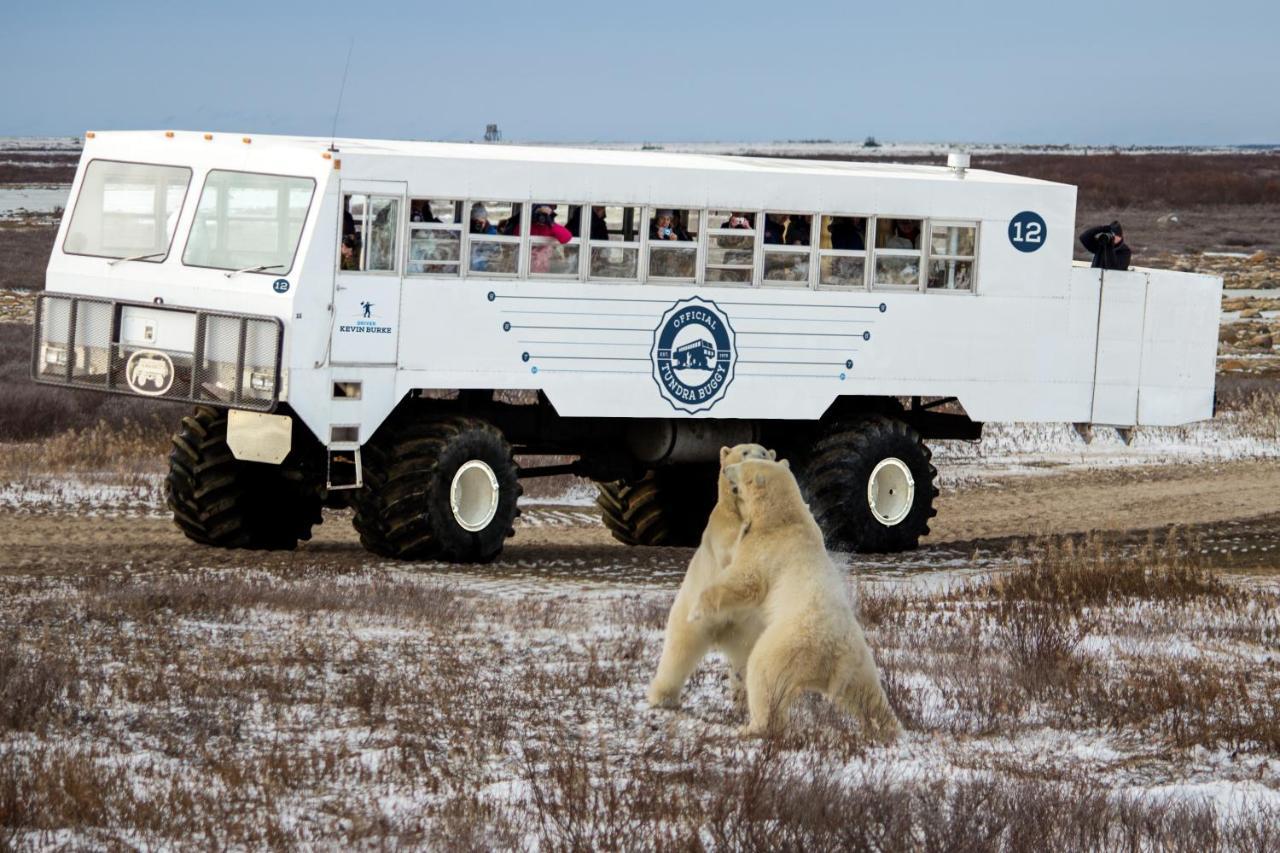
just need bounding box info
[331,180,406,364]
[1090,268,1148,425]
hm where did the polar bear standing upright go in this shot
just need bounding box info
[692,458,900,741]
[647,444,773,709]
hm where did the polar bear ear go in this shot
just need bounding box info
[720,446,731,464]
[766,449,777,461]
[779,458,790,469]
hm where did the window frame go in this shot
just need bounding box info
[405,198,464,278]
[522,201,584,280]
[703,209,759,288]
[336,191,402,276]
[870,215,926,292]
[643,205,701,285]
[925,219,980,294]
[585,203,643,283]
[63,158,194,264]
[760,210,816,289]
[816,213,873,291]
[461,200,524,279]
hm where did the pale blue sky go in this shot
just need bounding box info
[3,0,1276,144]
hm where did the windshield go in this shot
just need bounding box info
[183,170,316,275]
[63,160,192,261]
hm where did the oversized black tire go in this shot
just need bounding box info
[794,415,938,553]
[166,406,324,550]
[595,464,718,547]
[351,414,521,562]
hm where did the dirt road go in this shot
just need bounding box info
[2,459,1277,578]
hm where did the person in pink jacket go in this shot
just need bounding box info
[527,203,573,273]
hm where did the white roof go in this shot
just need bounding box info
[87,130,1063,188]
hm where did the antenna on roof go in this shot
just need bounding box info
[329,38,355,153]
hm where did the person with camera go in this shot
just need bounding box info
[526,203,572,274]
[1080,220,1131,270]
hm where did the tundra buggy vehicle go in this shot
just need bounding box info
[33,132,1222,561]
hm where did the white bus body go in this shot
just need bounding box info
[33,131,1221,559]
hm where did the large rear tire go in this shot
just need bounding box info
[595,465,718,547]
[166,406,324,550]
[351,414,521,562]
[794,415,937,553]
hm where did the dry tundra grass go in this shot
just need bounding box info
[1,531,1277,849]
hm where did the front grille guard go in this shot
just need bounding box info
[31,294,284,412]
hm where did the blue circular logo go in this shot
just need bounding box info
[272,278,290,293]
[1008,211,1046,253]
[651,297,736,414]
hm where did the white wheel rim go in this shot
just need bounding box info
[868,458,914,527]
[450,460,500,532]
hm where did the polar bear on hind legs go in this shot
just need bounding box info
[690,458,901,742]
[647,444,774,709]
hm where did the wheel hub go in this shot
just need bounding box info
[867,458,914,526]
[450,460,500,532]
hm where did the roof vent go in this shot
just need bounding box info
[947,151,970,178]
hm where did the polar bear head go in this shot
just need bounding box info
[718,444,777,504]
[722,458,808,530]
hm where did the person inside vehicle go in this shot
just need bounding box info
[723,212,753,230]
[884,219,920,249]
[1080,220,1131,270]
[525,204,573,274]
[763,212,788,244]
[650,209,688,241]
[589,205,610,240]
[411,200,441,223]
[828,216,865,251]
[470,204,497,235]
[784,215,810,246]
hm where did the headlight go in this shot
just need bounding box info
[249,371,275,392]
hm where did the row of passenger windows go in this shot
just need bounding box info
[340,195,978,292]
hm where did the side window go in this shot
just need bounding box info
[588,205,641,280]
[928,222,978,291]
[647,207,699,282]
[705,210,756,284]
[818,215,868,289]
[762,212,812,287]
[341,193,400,273]
[527,203,581,278]
[467,201,522,276]
[873,217,923,289]
[407,198,463,276]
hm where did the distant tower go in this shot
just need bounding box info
[484,124,502,143]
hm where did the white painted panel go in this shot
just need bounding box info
[1137,269,1221,425]
[1090,270,1147,425]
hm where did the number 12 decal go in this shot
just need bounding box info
[1008,211,1047,253]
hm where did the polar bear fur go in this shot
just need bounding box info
[692,458,900,740]
[646,444,773,709]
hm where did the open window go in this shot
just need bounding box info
[587,205,641,280]
[762,212,811,287]
[407,198,463,276]
[646,207,699,282]
[527,203,581,278]
[341,193,400,273]
[873,217,923,289]
[817,215,868,290]
[705,210,755,284]
[927,221,977,291]
[467,201,522,276]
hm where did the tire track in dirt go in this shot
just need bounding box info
[1,460,1277,577]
